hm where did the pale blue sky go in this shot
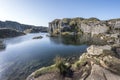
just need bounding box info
[0,0,120,26]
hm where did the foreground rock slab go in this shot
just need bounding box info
[86,64,120,80]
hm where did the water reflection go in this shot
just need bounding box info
[0,40,6,51]
[49,34,107,45]
[3,33,45,45]
[0,33,88,80]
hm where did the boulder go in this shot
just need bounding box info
[87,45,112,56]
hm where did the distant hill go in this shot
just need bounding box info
[0,28,25,38]
[0,20,48,32]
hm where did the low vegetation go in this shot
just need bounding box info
[73,53,88,69]
[33,56,73,78]
[34,64,57,78]
[54,56,73,76]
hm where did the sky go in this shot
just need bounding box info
[0,0,120,26]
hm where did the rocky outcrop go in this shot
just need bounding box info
[0,20,48,33]
[107,18,120,33]
[24,27,48,33]
[86,64,120,80]
[76,45,120,80]
[32,36,43,39]
[26,45,120,80]
[0,28,25,38]
[87,45,112,55]
[80,22,109,35]
[49,17,120,35]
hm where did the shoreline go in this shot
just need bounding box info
[26,44,120,80]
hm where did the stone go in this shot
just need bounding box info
[86,64,120,80]
[116,47,120,56]
[80,22,109,35]
[87,45,112,56]
[32,36,43,39]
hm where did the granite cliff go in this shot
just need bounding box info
[49,17,120,35]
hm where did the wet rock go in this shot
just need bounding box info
[33,36,43,39]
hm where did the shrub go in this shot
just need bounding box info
[54,56,73,77]
[54,56,67,76]
[62,18,71,24]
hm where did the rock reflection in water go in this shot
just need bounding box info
[49,34,107,46]
[0,33,88,80]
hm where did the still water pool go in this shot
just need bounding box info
[0,33,106,80]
